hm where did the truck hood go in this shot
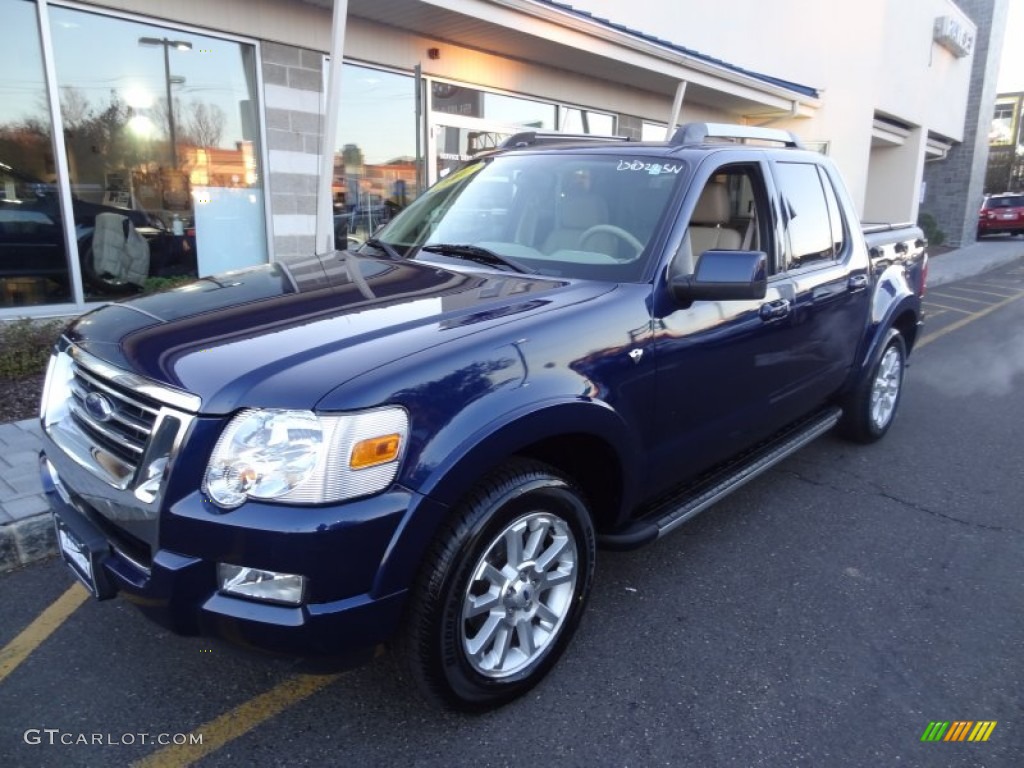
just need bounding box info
[65,251,613,414]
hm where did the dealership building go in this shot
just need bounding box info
[0,0,1006,315]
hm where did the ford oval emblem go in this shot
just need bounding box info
[83,392,114,422]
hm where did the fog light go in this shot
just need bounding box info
[217,563,306,606]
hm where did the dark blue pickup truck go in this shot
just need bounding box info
[40,124,926,710]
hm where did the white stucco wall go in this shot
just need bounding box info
[571,0,976,216]
[875,0,974,139]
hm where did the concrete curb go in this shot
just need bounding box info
[1,242,1022,574]
[0,419,53,573]
[0,515,56,573]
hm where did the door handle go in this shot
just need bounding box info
[848,274,869,292]
[759,298,791,321]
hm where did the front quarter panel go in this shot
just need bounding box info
[319,284,656,596]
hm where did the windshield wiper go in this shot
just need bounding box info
[362,237,402,260]
[420,243,529,273]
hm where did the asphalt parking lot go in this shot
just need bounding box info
[923,254,1024,341]
[1,258,1022,767]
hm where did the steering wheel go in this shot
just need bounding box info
[578,225,644,259]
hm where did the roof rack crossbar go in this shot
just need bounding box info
[499,131,631,149]
[671,122,803,149]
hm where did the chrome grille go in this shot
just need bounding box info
[67,362,161,476]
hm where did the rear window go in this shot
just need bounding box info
[775,161,845,269]
[984,196,1024,208]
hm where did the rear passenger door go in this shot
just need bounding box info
[769,159,869,411]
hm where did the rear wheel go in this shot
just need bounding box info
[395,459,595,711]
[839,329,906,443]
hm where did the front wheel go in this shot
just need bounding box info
[395,459,595,711]
[839,329,906,443]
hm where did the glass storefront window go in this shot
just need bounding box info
[333,64,421,242]
[430,83,556,130]
[558,107,615,135]
[48,6,267,300]
[991,101,1015,145]
[0,0,70,308]
[642,121,668,141]
[430,82,557,131]
[483,93,555,129]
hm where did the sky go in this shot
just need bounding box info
[997,0,1024,92]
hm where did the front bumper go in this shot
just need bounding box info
[41,447,436,659]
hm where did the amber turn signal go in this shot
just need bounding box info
[349,433,402,469]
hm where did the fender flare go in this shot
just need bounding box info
[372,398,639,597]
[846,265,920,392]
[416,397,639,506]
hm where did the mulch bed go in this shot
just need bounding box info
[0,374,45,424]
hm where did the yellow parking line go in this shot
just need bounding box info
[922,301,972,314]
[0,582,89,684]
[927,291,996,305]
[956,286,1018,298]
[132,673,342,768]
[972,279,1023,288]
[918,290,1024,349]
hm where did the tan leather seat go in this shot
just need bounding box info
[91,212,150,286]
[690,182,742,253]
[542,193,614,255]
[672,182,742,278]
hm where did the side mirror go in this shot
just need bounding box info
[671,249,768,303]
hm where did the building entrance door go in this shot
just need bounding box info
[427,114,527,184]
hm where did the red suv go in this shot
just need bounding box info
[978,193,1024,238]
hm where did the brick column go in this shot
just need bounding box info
[921,0,1008,246]
[262,42,325,258]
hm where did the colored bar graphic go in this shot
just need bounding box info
[944,721,972,741]
[968,722,997,742]
[921,721,996,742]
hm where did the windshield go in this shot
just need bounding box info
[370,153,687,281]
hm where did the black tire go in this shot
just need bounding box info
[839,329,906,443]
[395,458,595,711]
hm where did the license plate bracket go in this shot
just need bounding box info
[53,510,116,599]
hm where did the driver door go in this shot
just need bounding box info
[647,156,801,493]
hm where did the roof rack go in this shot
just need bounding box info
[499,131,631,149]
[670,122,803,149]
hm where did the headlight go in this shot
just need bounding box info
[40,348,74,425]
[203,406,408,509]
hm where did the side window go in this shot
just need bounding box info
[775,162,835,270]
[672,164,771,278]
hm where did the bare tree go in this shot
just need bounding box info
[59,86,94,131]
[180,102,226,148]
